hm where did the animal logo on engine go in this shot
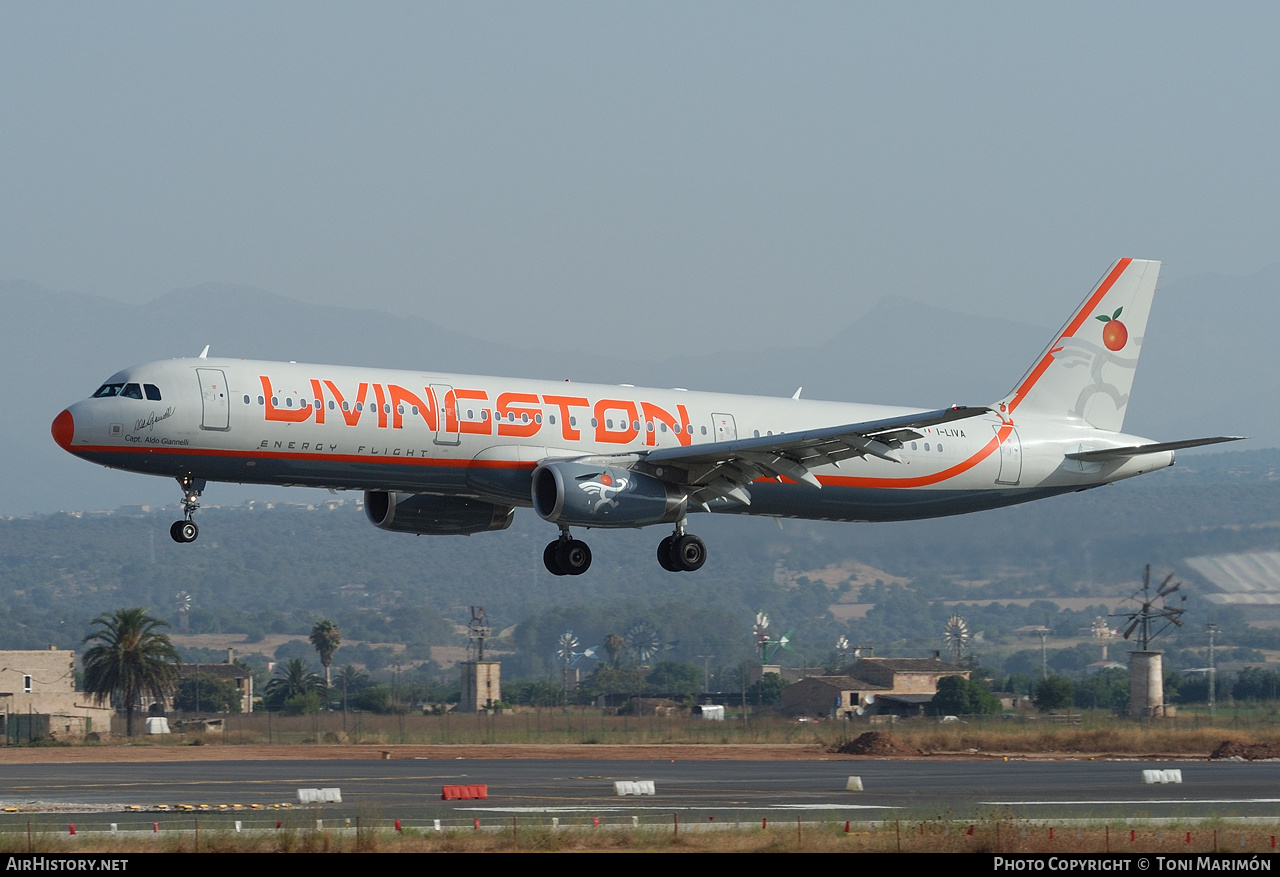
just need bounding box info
[578,471,629,513]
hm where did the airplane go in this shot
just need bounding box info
[51,258,1241,576]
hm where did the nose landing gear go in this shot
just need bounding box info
[169,476,206,543]
[543,530,592,576]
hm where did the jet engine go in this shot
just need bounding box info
[531,461,685,528]
[364,491,514,535]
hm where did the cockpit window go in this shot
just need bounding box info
[121,383,144,400]
[92,383,124,398]
[144,384,162,401]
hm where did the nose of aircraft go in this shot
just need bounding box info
[51,409,74,451]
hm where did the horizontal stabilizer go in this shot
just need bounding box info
[1064,436,1246,461]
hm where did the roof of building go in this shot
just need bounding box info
[179,664,250,681]
[854,657,966,673]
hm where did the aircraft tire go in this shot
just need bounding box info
[543,541,567,576]
[556,539,592,576]
[178,520,199,543]
[657,536,680,572]
[673,534,706,571]
[170,521,185,543]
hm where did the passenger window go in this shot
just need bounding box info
[144,384,162,401]
[121,383,143,400]
[243,395,250,405]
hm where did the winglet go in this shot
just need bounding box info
[792,387,803,400]
[198,345,210,359]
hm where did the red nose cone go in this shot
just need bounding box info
[51,409,75,451]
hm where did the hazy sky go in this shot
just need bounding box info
[3,3,1278,357]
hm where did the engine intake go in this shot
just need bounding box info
[531,461,685,528]
[364,491,514,535]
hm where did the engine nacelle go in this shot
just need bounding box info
[531,461,685,528]
[364,491,514,535]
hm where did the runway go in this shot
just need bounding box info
[0,758,1276,833]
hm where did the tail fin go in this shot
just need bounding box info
[997,258,1160,432]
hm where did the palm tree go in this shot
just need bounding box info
[309,619,341,689]
[263,658,325,711]
[334,664,369,713]
[81,608,180,736]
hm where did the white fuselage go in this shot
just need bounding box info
[53,356,1171,524]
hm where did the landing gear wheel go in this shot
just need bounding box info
[657,535,680,572]
[672,534,706,571]
[555,539,592,576]
[172,475,205,545]
[543,540,567,576]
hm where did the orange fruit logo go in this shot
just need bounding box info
[1095,307,1128,351]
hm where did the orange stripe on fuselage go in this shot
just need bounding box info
[802,423,1011,489]
[71,443,536,471]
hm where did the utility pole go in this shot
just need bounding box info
[697,654,714,694]
[1037,627,1049,678]
[1206,622,1219,719]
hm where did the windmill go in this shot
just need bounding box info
[556,630,597,693]
[175,591,192,633]
[1113,565,1186,650]
[753,612,792,663]
[624,621,665,665]
[467,605,492,661]
[1112,565,1186,719]
[1091,617,1117,661]
[943,614,969,664]
[835,635,852,665]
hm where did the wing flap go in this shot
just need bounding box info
[644,405,989,494]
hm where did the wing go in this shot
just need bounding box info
[629,405,990,508]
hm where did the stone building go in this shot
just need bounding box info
[0,647,115,741]
[781,656,969,719]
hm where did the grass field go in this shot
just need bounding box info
[112,707,1280,755]
[5,817,1279,854]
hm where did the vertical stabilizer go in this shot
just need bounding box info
[997,259,1160,432]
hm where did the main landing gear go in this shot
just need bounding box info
[543,530,592,576]
[543,524,708,576]
[169,475,205,544]
[657,522,706,573]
